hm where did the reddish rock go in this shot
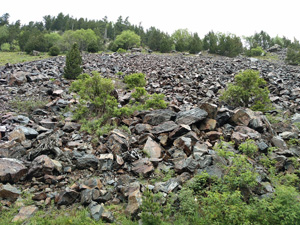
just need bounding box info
[231,109,251,126]
[132,158,154,177]
[12,206,38,222]
[143,137,163,158]
[28,155,55,178]
[199,118,217,131]
[205,131,222,141]
[0,158,27,183]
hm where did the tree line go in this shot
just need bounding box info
[1,12,300,61]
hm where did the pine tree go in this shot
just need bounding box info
[64,43,82,79]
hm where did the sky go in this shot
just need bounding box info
[1,0,300,40]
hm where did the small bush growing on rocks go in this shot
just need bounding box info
[124,73,146,89]
[220,69,271,111]
[245,46,265,57]
[49,46,60,56]
[238,139,258,157]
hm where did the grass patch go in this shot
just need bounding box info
[0,52,52,66]
[253,52,279,62]
[10,97,48,113]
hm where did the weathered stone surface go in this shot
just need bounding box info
[200,118,217,131]
[271,136,287,149]
[14,126,38,139]
[151,121,179,134]
[143,109,177,126]
[12,206,38,222]
[234,126,261,139]
[125,189,142,215]
[173,136,192,156]
[231,109,251,126]
[99,153,114,171]
[8,129,26,142]
[9,71,28,86]
[176,107,208,125]
[0,158,27,183]
[0,184,21,201]
[75,154,99,170]
[132,158,154,176]
[143,137,163,158]
[28,155,55,178]
[56,188,80,206]
[200,103,218,119]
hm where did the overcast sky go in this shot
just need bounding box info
[2,0,299,40]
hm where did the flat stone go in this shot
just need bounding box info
[0,158,27,183]
[56,188,80,206]
[143,137,163,158]
[151,121,179,134]
[0,183,21,201]
[14,126,38,139]
[234,126,261,139]
[143,109,177,126]
[28,155,55,178]
[200,103,218,119]
[12,206,38,222]
[199,118,217,131]
[132,158,154,177]
[231,109,251,126]
[8,129,26,142]
[176,107,208,125]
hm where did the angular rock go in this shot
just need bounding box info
[199,118,217,131]
[151,121,179,134]
[0,183,21,201]
[271,136,287,149]
[56,188,80,206]
[28,155,55,178]
[12,206,38,222]
[143,137,163,158]
[132,158,154,177]
[99,153,114,171]
[125,189,142,216]
[169,124,191,140]
[75,154,99,170]
[143,109,177,126]
[173,136,192,156]
[0,158,27,183]
[200,103,218,119]
[8,129,26,142]
[231,109,251,126]
[176,107,208,125]
[14,126,38,139]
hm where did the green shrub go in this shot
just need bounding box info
[117,48,127,53]
[124,73,146,89]
[223,154,258,191]
[144,93,168,109]
[87,41,99,53]
[131,87,147,101]
[49,46,60,56]
[1,43,10,52]
[245,46,265,57]
[238,139,258,157]
[64,43,82,79]
[220,69,271,111]
[70,71,117,119]
[140,190,163,225]
[286,47,300,65]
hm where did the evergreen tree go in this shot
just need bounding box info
[64,43,82,79]
[189,33,202,54]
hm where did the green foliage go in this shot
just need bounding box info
[87,40,99,53]
[59,29,100,52]
[213,140,235,159]
[171,29,192,52]
[223,154,258,191]
[188,33,202,54]
[113,30,141,51]
[131,87,147,101]
[140,190,163,225]
[117,48,127,53]
[44,32,62,49]
[24,31,47,54]
[144,93,168,109]
[64,43,82,79]
[245,46,265,57]
[10,97,47,113]
[286,47,300,65]
[0,42,10,51]
[238,139,258,157]
[70,71,116,119]
[49,45,60,56]
[124,73,146,89]
[244,30,272,50]
[220,69,271,111]
[203,31,243,57]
